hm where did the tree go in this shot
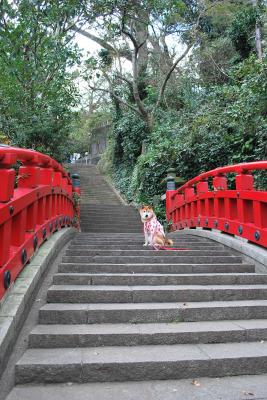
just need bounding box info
[71,0,208,130]
[0,0,80,161]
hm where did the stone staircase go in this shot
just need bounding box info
[6,165,267,399]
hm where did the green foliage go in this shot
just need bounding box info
[228,5,258,59]
[113,112,148,166]
[109,56,267,209]
[0,0,80,162]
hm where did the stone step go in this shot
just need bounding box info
[72,238,209,244]
[71,241,214,247]
[80,210,137,214]
[39,300,267,324]
[28,319,267,348]
[15,341,267,384]
[65,249,231,257]
[80,224,142,229]
[61,255,243,264]
[46,284,267,303]
[75,233,200,238]
[68,244,224,250]
[80,205,137,210]
[80,214,140,219]
[74,236,214,242]
[58,263,254,274]
[52,272,267,286]
[80,228,143,233]
[6,374,267,400]
[80,217,141,222]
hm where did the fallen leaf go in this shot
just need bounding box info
[242,391,254,396]
[192,379,201,387]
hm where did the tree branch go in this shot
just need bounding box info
[155,43,193,109]
[74,25,132,61]
[88,85,142,116]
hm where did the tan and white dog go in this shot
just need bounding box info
[139,205,173,247]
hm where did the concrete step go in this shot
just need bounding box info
[68,244,225,250]
[61,255,244,264]
[71,240,209,246]
[80,218,141,224]
[71,239,215,245]
[52,272,267,286]
[80,228,143,233]
[28,319,267,348]
[64,249,231,257]
[80,205,137,210]
[58,263,254,274]
[39,300,267,324]
[75,233,199,239]
[80,224,142,230]
[15,341,267,384]
[6,374,267,400]
[46,284,267,303]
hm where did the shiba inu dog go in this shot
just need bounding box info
[139,205,173,247]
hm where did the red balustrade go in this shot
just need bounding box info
[166,161,267,248]
[0,145,80,299]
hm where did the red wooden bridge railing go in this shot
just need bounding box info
[166,161,267,248]
[0,145,80,300]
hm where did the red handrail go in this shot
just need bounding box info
[166,161,267,248]
[0,145,80,299]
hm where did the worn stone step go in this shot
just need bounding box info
[68,244,224,250]
[47,284,267,303]
[6,374,267,400]
[65,249,230,257]
[71,240,215,246]
[15,341,267,384]
[61,255,243,264]
[81,228,142,233]
[39,300,267,324]
[75,233,200,239]
[53,272,267,286]
[81,211,137,215]
[28,319,267,348]
[80,225,142,230]
[80,219,141,224]
[74,240,221,246]
[81,208,135,212]
[80,205,137,210]
[74,236,209,241]
[58,263,254,274]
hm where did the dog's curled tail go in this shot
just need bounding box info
[164,238,173,247]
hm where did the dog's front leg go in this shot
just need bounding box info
[143,230,149,246]
[147,233,153,246]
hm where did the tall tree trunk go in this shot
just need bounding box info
[252,0,263,60]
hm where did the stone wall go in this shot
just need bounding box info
[89,124,111,165]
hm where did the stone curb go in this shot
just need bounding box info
[171,228,267,273]
[0,227,76,377]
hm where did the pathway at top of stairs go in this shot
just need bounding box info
[6,165,267,399]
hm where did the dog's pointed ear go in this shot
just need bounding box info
[139,204,145,211]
